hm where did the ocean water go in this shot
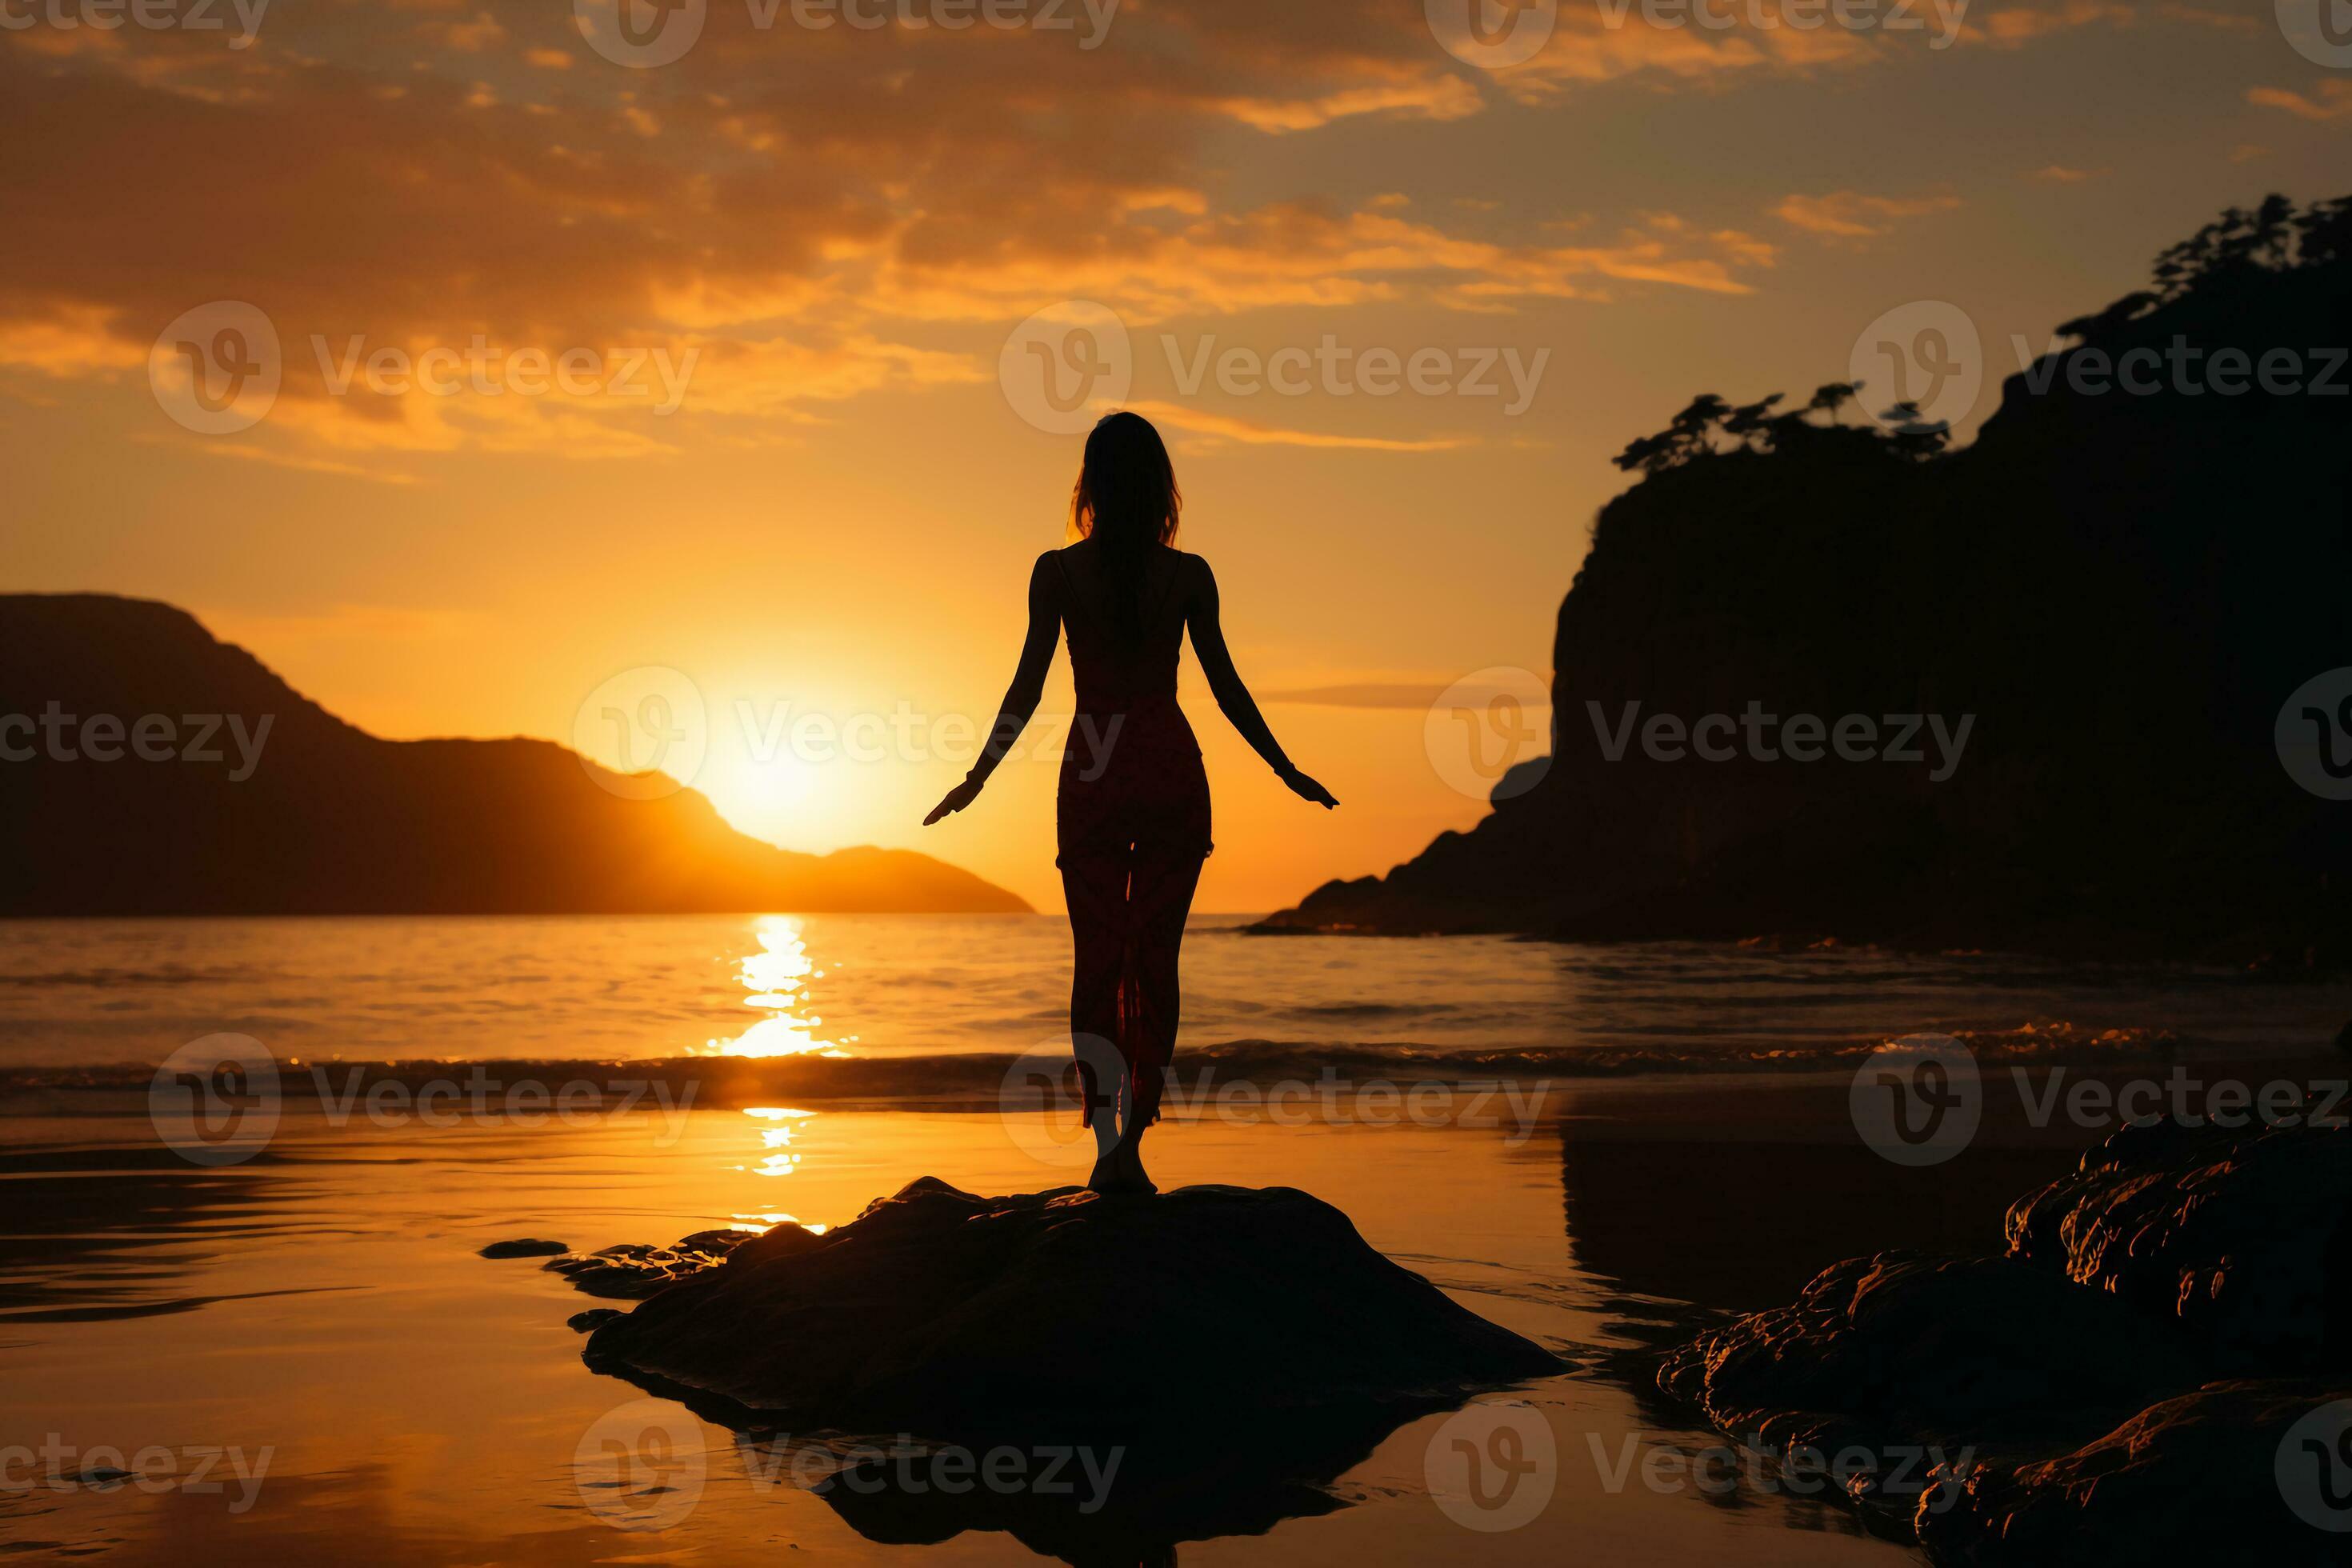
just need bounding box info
[2,913,2344,1075]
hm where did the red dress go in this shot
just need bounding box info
[1052,550,1211,1128]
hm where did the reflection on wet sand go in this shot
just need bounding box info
[0,1099,1920,1566]
[729,1406,1444,1566]
[1558,1086,2076,1314]
[0,1139,334,1324]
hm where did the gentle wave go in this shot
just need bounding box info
[0,1023,2193,1102]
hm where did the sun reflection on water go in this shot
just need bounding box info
[706,917,858,1058]
[734,1104,820,1181]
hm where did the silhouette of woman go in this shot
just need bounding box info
[926,411,1337,1194]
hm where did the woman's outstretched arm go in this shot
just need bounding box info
[1188,557,1338,810]
[924,554,1060,825]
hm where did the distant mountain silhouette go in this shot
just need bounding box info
[0,594,1029,916]
[1263,195,2352,963]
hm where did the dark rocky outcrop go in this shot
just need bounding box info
[1659,1120,2352,1561]
[579,1178,1559,1434]
[0,594,1028,915]
[1260,196,2352,965]
[1656,1252,2198,1489]
[2006,1115,2352,1371]
[477,1237,569,1259]
[1917,1379,2352,1563]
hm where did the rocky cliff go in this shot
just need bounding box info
[1263,196,2352,963]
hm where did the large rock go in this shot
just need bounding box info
[583,1178,1559,1436]
[1916,1380,2352,1564]
[2004,1115,2352,1370]
[1658,1120,2352,1558]
[1657,1251,2195,1506]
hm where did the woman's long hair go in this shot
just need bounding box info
[1069,411,1181,644]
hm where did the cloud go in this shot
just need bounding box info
[1978,0,2134,46]
[2026,164,2102,183]
[2248,82,2352,122]
[1774,190,1962,239]
[416,10,508,50]
[0,0,1879,466]
[2156,3,2261,30]
[1126,401,1474,454]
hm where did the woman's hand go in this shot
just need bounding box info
[1281,767,1338,810]
[923,777,984,826]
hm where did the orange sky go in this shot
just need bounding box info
[5,0,2345,911]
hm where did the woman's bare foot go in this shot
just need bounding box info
[1109,1138,1156,1195]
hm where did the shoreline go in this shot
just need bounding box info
[3,1020,2307,1098]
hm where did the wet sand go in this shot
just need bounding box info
[3,1038,2341,1564]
